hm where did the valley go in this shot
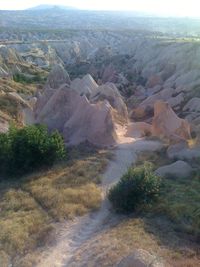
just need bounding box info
[0,7,200,267]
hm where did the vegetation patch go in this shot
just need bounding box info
[0,78,36,95]
[13,72,47,84]
[108,162,161,213]
[0,190,51,258]
[0,143,109,265]
[137,151,200,238]
[80,216,200,267]
[0,125,66,176]
[24,146,109,220]
[0,95,20,122]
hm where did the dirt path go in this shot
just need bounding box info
[36,138,163,267]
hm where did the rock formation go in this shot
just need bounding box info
[155,160,193,179]
[35,85,118,146]
[34,71,130,147]
[167,143,200,161]
[90,82,128,122]
[70,74,98,96]
[152,101,191,142]
[117,249,165,267]
[125,122,152,138]
[45,64,71,89]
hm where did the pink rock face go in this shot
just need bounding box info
[125,122,152,138]
[35,86,117,147]
[152,101,191,142]
[133,87,175,120]
[90,83,128,123]
[102,64,117,83]
[139,87,174,110]
[45,64,71,90]
[146,74,163,88]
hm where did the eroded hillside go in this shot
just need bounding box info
[0,9,200,267]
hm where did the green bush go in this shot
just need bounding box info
[0,125,65,176]
[108,162,161,213]
[13,73,46,84]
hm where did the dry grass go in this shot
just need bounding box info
[0,189,51,258]
[24,147,109,221]
[0,144,109,265]
[0,250,10,267]
[0,78,37,125]
[0,78,36,95]
[0,94,22,123]
[68,216,200,267]
[137,151,200,237]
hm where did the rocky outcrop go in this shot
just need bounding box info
[90,82,128,122]
[45,64,70,89]
[70,75,128,123]
[152,101,191,142]
[146,74,163,88]
[7,92,30,108]
[126,122,151,138]
[35,86,118,147]
[167,143,200,161]
[155,161,193,179]
[34,71,129,147]
[70,74,98,96]
[102,64,117,83]
[139,88,174,111]
[183,97,200,113]
[117,249,165,267]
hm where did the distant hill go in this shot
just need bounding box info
[28,4,77,10]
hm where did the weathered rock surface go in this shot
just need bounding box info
[70,74,98,95]
[45,64,71,89]
[126,122,151,138]
[35,86,118,146]
[90,82,128,122]
[152,101,191,142]
[155,160,193,179]
[184,98,200,112]
[69,75,128,123]
[7,92,30,108]
[167,144,200,161]
[146,74,163,88]
[139,88,174,111]
[117,249,165,267]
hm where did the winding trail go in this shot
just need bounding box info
[36,137,163,267]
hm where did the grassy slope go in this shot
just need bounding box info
[70,150,200,267]
[0,78,37,126]
[0,144,110,266]
[137,150,200,237]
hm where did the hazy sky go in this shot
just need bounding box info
[0,0,199,17]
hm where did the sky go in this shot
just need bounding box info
[0,0,200,17]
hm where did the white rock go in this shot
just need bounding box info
[117,249,165,267]
[155,160,193,179]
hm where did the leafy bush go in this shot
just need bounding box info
[0,125,65,176]
[108,162,161,213]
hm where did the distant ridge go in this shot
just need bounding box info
[28,4,77,10]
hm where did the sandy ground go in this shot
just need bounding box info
[36,127,163,267]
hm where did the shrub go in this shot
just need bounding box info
[13,73,46,84]
[108,162,161,213]
[0,124,65,176]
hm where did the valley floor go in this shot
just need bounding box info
[34,133,200,267]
